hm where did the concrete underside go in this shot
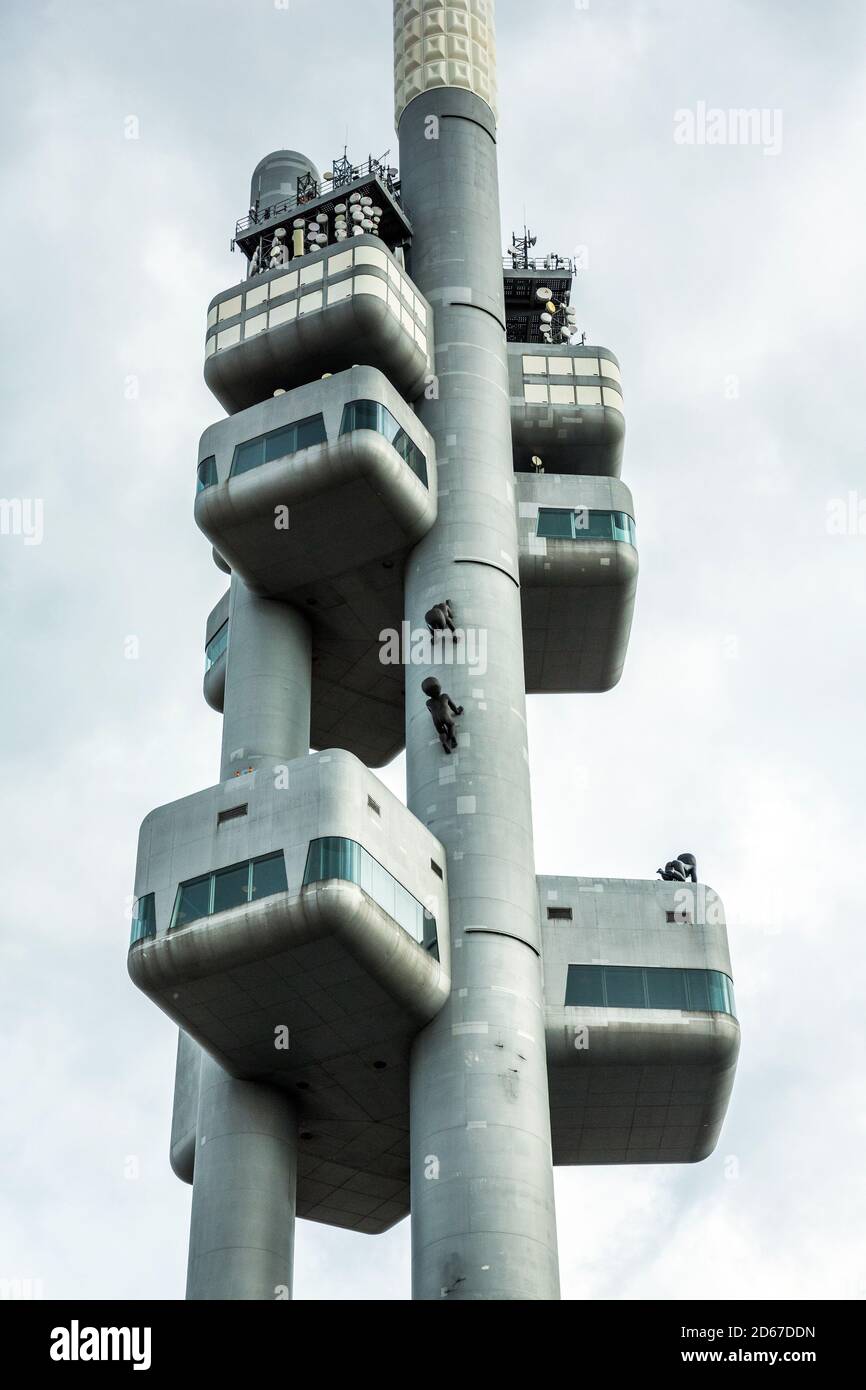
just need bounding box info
[547,1017,739,1164]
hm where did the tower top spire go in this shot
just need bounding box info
[393,0,498,127]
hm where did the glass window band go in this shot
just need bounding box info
[170,852,288,931]
[129,893,156,949]
[197,455,218,493]
[537,508,636,545]
[339,400,428,488]
[205,621,228,672]
[303,836,437,955]
[229,415,327,479]
[565,964,736,1017]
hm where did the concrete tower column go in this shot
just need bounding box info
[396,3,560,1300]
[220,575,312,779]
[187,537,311,1298]
[186,1053,298,1301]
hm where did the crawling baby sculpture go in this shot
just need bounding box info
[422,676,464,754]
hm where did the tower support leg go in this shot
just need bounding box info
[186,1053,297,1301]
[398,83,560,1300]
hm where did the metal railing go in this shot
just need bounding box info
[503,254,575,273]
[235,157,402,239]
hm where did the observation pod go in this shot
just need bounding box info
[509,344,626,476]
[515,472,638,693]
[195,367,435,597]
[129,749,450,1233]
[195,366,437,766]
[539,876,740,1166]
[204,237,433,413]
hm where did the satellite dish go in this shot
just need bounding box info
[545,300,557,314]
[536,287,552,301]
[323,170,333,180]
[316,212,329,224]
[293,218,305,228]
[349,192,361,203]
[273,226,287,239]
[540,312,552,323]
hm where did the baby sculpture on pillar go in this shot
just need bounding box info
[425,599,456,636]
[422,677,464,754]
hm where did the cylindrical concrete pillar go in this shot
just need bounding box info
[220,576,311,779]
[193,572,309,1300]
[396,4,560,1301]
[186,1053,298,1301]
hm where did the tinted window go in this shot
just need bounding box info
[565,964,735,1017]
[170,852,288,930]
[302,835,437,951]
[230,416,325,477]
[393,881,418,938]
[196,456,218,493]
[537,508,636,544]
[252,852,288,900]
[564,965,605,1007]
[605,966,646,1008]
[296,415,327,450]
[232,438,264,476]
[212,862,250,914]
[339,401,428,487]
[341,400,380,433]
[423,911,438,956]
[371,856,395,919]
[686,971,711,1012]
[264,424,298,463]
[537,508,575,539]
[205,621,228,671]
[130,893,156,948]
[646,967,688,1010]
[707,972,730,1012]
[174,876,211,929]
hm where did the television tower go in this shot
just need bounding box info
[129,0,739,1301]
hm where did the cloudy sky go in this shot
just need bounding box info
[1,0,864,1301]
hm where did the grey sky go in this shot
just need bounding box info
[1,0,864,1299]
